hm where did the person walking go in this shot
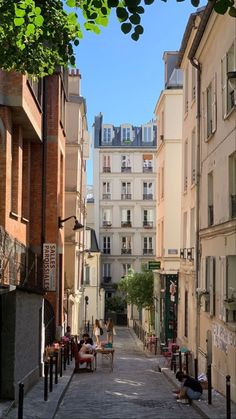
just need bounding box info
[94,319,101,346]
[106,318,115,344]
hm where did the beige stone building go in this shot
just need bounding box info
[177,3,236,401]
[64,70,90,334]
[154,52,183,343]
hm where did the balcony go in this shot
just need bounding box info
[103,221,112,228]
[143,248,153,255]
[121,248,132,255]
[102,193,111,200]
[103,166,111,173]
[0,226,43,291]
[231,194,236,218]
[208,205,214,226]
[103,249,111,254]
[121,194,132,200]
[143,194,153,200]
[180,248,187,259]
[103,276,112,283]
[121,221,132,228]
[121,166,131,173]
[187,247,194,261]
[143,166,153,173]
[143,221,153,228]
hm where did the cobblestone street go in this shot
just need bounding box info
[55,327,202,419]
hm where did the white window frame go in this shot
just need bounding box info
[103,263,111,277]
[121,124,133,142]
[122,263,131,277]
[191,129,196,185]
[221,41,236,118]
[102,126,113,143]
[121,208,131,222]
[121,236,132,250]
[142,125,153,143]
[204,74,217,140]
[103,236,111,252]
[121,155,131,168]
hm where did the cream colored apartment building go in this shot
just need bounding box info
[154,52,183,343]
[64,70,90,334]
[93,114,157,322]
[177,3,236,401]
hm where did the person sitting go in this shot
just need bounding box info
[175,371,203,403]
[78,333,94,351]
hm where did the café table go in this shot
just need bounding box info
[95,347,115,372]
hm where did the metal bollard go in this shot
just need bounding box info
[55,352,58,384]
[194,358,198,380]
[154,338,157,356]
[44,361,49,401]
[179,350,182,372]
[185,352,189,374]
[60,347,63,377]
[49,355,53,392]
[173,355,177,373]
[207,364,212,405]
[70,340,73,361]
[226,375,231,419]
[63,346,67,371]
[18,383,24,419]
[67,341,70,365]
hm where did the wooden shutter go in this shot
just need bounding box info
[209,257,216,316]
[212,74,217,134]
[221,55,227,118]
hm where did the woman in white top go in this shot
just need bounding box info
[94,319,101,346]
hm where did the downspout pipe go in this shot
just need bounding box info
[41,77,47,262]
[190,57,201,361]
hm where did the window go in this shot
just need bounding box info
[121,182,131,199]
[229,152,236,218]
[103,155,111,172]
[143,182,153,200]
[121,236,132,254]
[157,171,160,203]
[121,125,132,142]
[60,80,66,128]
[204,76,216,139]
[11,127,19,214]
[184,290,188,337]
[159,110,164,142]
[122,263,131,277]
[190,207,195,248]
[103,263,111,282]
[184,67,189,114]
[103,127,112,143]
[103,236,111,254]
[143,154,153,172]
[85,266,90,285]
[192,65,196,101]
[191,129,196,185]
[143,209,153,228]
[143,237,153,255]
[102,182,111,200]
[208,172,214,226]
[183,211,187,249]
[102,209,112,227]
[142,125,152,143]
[205,256,216,315]
[183,139,188,192]
[121,209,132,227]
[161,167,164,198]
[219,256,236,323]
[222,42,236,117]
[121,155,131,172]
[22,140,30,220]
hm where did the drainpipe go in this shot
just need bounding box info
[41,77,47,257]
[190,57,201,361]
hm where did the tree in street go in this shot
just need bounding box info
[0,0,235,77]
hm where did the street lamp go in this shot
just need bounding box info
[84,295,89,331]
[58,215,84,230]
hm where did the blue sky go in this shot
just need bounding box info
[75,1,203,184]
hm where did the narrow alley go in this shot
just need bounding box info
[54,327,201,419]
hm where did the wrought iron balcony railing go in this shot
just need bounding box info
[121,166,131,173]
[103,221,112,227]
[121,194,132,200]
[143,166,153,173]
[102,193,111,200]
[121,221,132,227]
[121,248,132,255]
[103,167,111,173]
[143,248,153,255]
[143,221,153,228]
[102,276,112,283]
[103,249,111,254]
[143,194,153,200]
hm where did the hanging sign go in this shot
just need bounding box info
[43,243,56,291]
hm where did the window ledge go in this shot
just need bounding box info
[21,217,29,224]
[9,211,18,220]
[204,130,215,143]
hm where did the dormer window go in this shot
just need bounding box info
[121,125,132,143]
[142,125,153,143]
[102,125,113,144]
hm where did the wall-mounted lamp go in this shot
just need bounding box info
[58,215,84,230]
[227,71,236,91]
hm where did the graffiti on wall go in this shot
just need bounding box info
[213,323,236,354]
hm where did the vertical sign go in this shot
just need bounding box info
[43,243,56,291]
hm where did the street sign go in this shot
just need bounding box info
[148,261,161,270]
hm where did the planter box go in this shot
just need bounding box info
[223,300,236,310]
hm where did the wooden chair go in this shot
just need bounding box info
[73,341,94,372]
